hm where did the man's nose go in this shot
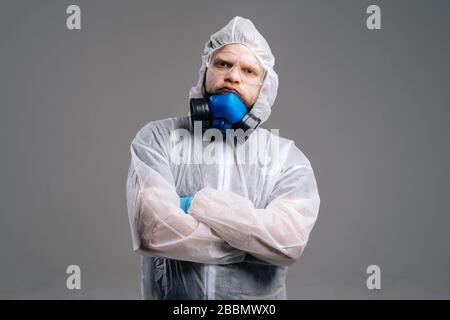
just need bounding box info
[224,66,241,83]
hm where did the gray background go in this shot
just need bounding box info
[1,0,449,299]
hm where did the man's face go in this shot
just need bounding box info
[204,44,266,110]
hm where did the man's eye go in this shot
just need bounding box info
[243,68,258,76]
[214,60,232,68]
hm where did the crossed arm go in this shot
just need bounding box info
[126,137,320,267]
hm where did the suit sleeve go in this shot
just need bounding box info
[126,125,247,265]
[189,142,320,267]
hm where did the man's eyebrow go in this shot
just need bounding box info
[212,51,263,70]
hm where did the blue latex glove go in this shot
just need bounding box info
[180,196,193,214]
[209,92,247,132]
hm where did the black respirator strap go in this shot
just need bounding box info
[232,112,261,131]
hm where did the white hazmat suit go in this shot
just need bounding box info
[126,16,320,299]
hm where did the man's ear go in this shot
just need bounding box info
[201,69,208,98]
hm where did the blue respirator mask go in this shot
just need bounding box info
[190,92,261,133]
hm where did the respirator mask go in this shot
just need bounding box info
[190,92,261,133]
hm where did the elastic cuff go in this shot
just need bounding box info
[188,188,212,217]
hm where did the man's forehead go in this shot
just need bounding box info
[215,44,260,63]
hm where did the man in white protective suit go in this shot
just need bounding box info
[126,16,321,300]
